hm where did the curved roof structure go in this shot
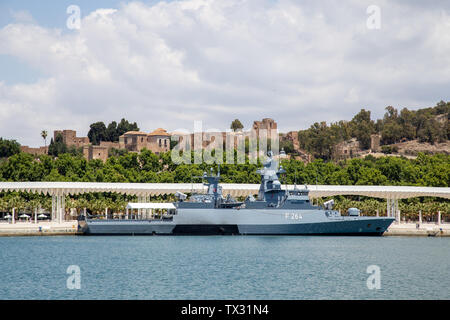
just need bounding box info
[148,128,170,136]
[120,131,148,135]
[0,182,448,199]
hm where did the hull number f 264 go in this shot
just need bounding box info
[284,212,303,220]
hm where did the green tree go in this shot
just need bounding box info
[0,152,44,181]
[301,122,336,160]
[108,148,128,157]
[48,133,67,157]
[116,118,139,136]
[0,138,21,158]
[398,108,416,140]
[280,140,294,154]
[8,195,25,211]
[417,118,440,144]
[89,119,140,143]
[230,119,244,132]
[106,121,119,142]
[381,122,403,144]
[27,199,41,214]
[139,149,160,172]
[88,122,107,145]
[349,109,375,149]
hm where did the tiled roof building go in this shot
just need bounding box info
[119,128,170,154]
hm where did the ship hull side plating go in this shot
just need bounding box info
[84,153,396,236]
[84,220,175,235]
[84,208,395,236]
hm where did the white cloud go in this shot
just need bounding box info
[0,0,449,146]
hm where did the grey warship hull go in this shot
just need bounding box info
[83,152,395,236]
[84,208,395,236]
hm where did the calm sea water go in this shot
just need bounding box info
[0,236,449,300]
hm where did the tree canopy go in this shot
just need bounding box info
[0,138,20,158]
[88,118,139,145]
[298,101,449,160]
[0,148,448,187]
[230,119,244,132]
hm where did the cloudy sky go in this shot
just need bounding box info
[1,0,449,147]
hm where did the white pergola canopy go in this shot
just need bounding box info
[0,182,448,200]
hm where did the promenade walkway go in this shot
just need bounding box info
[386,222,450,237]
[0,221,79,236]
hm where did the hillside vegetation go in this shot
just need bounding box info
[298,101,449,160]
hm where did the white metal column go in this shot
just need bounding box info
[145,194,150,219]
[51,195,56,221]
[387,197,398,220]
[54,194,65,224]
[137,196,142,219]
[60,195,65,223]
[56,195,60,223]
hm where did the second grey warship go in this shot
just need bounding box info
[84,152,395,235]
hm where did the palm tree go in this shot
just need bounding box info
[0,198,8,218]
[77,198,89,212]
[26,199,41,221]
[8,196,25,211]
[40,197,52,213]
[27,199,41,212]
[66,197,77,217]
[41,130,48,147]
[7,196,25,220]
[109,198,126,217]
[90,199,107,216]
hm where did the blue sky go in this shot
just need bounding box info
[0,0,449,147]
[0,0,168,84]
[0,1,129,28]
[0,1,124,84]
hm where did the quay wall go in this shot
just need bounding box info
[0,221,80,237]
[385,222,450,237]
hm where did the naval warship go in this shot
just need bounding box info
[83,152,395,235]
